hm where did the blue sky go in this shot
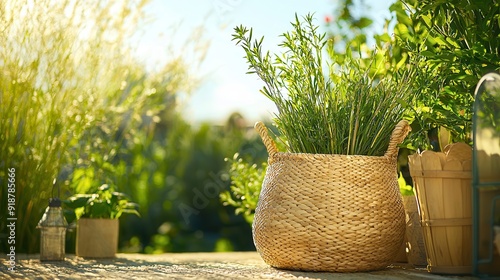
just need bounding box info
[135,0,393,124]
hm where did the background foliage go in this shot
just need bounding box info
[0,0,160,253]
[0,0,260,254]
[326,0,500,151]
[398,0,500,150]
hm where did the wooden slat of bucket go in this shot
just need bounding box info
[421,151,446,267]
[443,159,468,267]
[445,142,472,162]
[437,153,446,167]
[445,144,472,273]
[462,160,472,171]
[408,154,425,219]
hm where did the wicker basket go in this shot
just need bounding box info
[253,120,410,272]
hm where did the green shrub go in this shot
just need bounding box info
[393,0,500,150]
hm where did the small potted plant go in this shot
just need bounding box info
[64,184,139,258]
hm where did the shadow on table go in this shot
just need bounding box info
[1,256,176,279]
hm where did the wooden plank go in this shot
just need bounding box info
[446,144,472,266]
[446,142,472,162]
[421,151,446,266]
[408,154,424,218]
[443,159,464,266]
[408,153,432,264]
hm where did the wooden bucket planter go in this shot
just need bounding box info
[76,218,119,258]
[408,143,472,274]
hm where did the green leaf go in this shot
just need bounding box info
[420,14,432,29]
[394,23,410,38]
[433,35,448,46]
[63,194,92,209]
[112,191,130,199]
[420,50,436,58]
[122,209,140,217]
[89,201,110,218]
[445,37,460,48]
[375,33,392,43]
[354,17,373,29]
[71,169,86,181]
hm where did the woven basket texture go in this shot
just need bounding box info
[252,120,410,272]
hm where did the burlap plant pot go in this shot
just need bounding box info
[76,218,119,258]
[252,120,410,272]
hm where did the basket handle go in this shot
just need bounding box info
[255,122,279,161]
[384,120,411,158]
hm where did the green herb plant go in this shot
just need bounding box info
[233,14,416,156]
[64,184,140,222]
[220,154,266,225]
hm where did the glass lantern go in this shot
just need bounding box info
[472,72,500,277]
[37,198,68,261]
